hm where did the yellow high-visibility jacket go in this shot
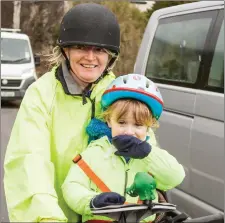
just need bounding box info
[62,135,185,222]
[4,62,116,222]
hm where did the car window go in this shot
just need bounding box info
[145,13,213,84]
[208,20,224,89]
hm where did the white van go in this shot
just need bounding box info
[134,1,224,219]
[1,28,40,101]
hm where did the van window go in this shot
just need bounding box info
[208,20,224,89]
[145,12,214,84]
[1,38,31,64]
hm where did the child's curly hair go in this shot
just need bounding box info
[102,99,159,129]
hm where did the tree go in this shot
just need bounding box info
[145,1,195,20]
[13,1,21,29]
[1,1,13,28]
[100,1,147,75]
[64,1,73,14]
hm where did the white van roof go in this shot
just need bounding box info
[1,28,29,40]
[153,1,224,16]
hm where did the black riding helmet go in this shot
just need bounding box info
[57,3,120,77]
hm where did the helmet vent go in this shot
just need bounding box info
[146,80,150,88]
[123,77,128,84]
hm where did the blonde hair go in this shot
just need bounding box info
[102,99,159,128]
[44,46,64,68]
[44,45,119,71]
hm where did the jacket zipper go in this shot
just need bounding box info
[82,87,96,119]
[82,83,92,105]
[89,97,95,119]
[124,168,130,197]
[82,91,88,104]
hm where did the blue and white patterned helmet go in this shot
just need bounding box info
[101,73,164,120]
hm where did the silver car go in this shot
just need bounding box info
[134,1,224,218]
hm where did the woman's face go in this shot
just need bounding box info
[64,46,109,84]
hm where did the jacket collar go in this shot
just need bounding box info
[55,60,84,95]
[55,61,115,100]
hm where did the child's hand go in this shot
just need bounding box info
[112,135,151,159]
[90,192,125,208]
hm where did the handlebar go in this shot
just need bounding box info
[92,172,224,223]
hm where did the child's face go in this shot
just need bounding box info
[107,110,148,141]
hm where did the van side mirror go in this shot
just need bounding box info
[34,55,40,66]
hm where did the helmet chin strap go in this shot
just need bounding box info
[60,48,117,86]
[93,55,118,84]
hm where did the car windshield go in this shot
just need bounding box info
[1,38,31,64]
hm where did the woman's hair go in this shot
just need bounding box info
[102,99,159,128]
[44,45,118,70]
[44,46,64,68]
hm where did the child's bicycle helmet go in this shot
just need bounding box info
[101,73,164,120]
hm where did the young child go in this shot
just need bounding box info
[62,73,185,223]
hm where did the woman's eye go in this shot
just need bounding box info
[95,48,105,53]
[118,121,125,125]
[74,45,84,50]
[135,123,143,127]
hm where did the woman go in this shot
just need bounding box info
[4,3,120,222]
